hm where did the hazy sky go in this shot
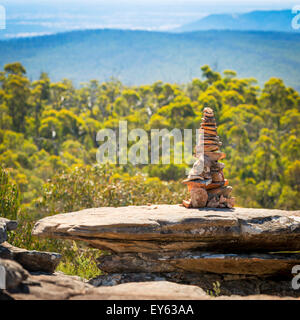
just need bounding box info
[2,0,298,16]
[1,0,297,3]
[1,0,299,38]
[2,0,298,10]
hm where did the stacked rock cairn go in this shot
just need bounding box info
[182,107,235,208]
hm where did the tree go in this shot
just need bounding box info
[201,65,221,84]
[2,63,30,132]
[0,62,298,210]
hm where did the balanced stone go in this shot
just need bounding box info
[204,145,219,152]
[204,152,226,161]
[204,140,220,145]
[190,188,208,208]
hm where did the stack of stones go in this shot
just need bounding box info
[182,107,234,209]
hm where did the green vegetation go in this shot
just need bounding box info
[0,166,20,220]
[1,62,299,279]
[207,281,221,297]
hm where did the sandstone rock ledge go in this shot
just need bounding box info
[33,205,300,252]
[30,205,300,299]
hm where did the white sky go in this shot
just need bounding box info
[1,0,298,5]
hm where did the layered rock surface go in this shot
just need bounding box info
[97,251,300,276]
[3,205,300,299]
[1,263,297,300]
[33,205,300,252]
[31,204,300,299]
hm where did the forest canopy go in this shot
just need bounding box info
[0,62,299,214]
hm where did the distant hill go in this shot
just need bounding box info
[1,29,300,91]
[175,10,299,32]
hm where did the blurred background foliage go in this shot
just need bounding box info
[0,62,299,278]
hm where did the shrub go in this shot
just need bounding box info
[0,167,20,220]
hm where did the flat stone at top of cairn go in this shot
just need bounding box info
[182,107,234,209]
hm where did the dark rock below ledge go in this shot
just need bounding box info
[97,251,300,276]
[89,272,300,298]
[0,242,62,273]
